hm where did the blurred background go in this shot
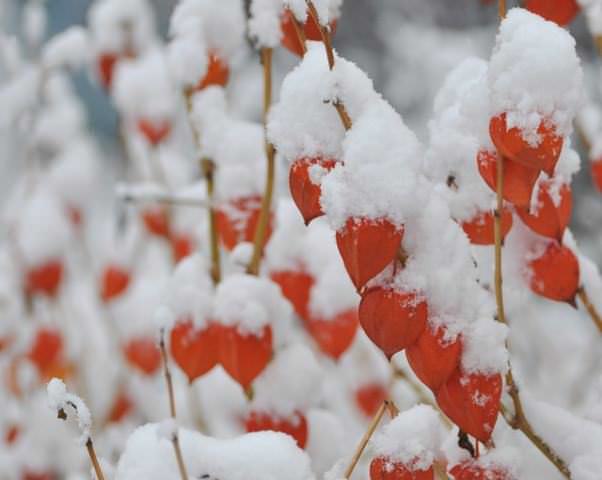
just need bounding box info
[1,0,602,262]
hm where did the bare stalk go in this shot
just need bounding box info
[577,287,602,333]
[159,333,190,480]
[247,47,276,276]
[499,0,506,19]
[493,156,570,478]
[290,14,308,55]
[85,438,106,480]
[343,400,389,479]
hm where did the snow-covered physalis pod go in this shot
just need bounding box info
[107,390,134,424]
[169,232,194,263]
[370,456,434,480]
[591,159,602,193]
[123,336,161,376]
[336,217,404,290]
[489,113,563,176]
[305,308,358,360]
[435,369,502,443]
[289,157,337,225]
[359,287,427,360]
[280,9,337,57]
[406,326,462,392]
[245,410,308,449]
[355,383,388,418]
[461,207,513,246]
[194,52,229,91]
[137,118,172,146]
[525,0,580,26]
[100,264,131,303]
[170,319,220,384]
[24,259,64,298]
[516,181,572,241]
[142,206,170,238]
[270,269,315,321]
[477,149,540,208]
[450,461,514,480]
[527,241,580,304]
[215,196,273,251]
[218,325,273,392]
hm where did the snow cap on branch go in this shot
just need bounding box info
[47,378,92,444]
[42,26,90,70]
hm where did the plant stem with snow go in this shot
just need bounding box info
[159,331,189,480]
[247,47,276,276]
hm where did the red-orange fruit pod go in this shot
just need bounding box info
[525,0,580,26]
[24,259,64,298]
[218,325,273,391]
[516,181,571,241]
[336,217,404,290]
[107,390,134,424]
[137,118,172,146]
[435,369,502,443]
[141,206,170,238]
[406,326,461,392]
[215,196,273,251]
[359,287,427,360]
[245,410,308,449]
[489,113,563,176]
[527,241,580,303]
[97,53,119,90]
[123,337,161,376]
[305,308,359,360]
[270,269,315,321]
[280,9,338,57]
[476,149,540,207]
[461,207,513,246]
[100,264,131,303]
[195,52,229,91]
[170,319,220,384]
[591,159,602,193]
[289,157,337,225]
[355,383,388,417]
[370,457,434,480]
[169,232,194,263]
[28,328,63,374]
[450,461,514,480]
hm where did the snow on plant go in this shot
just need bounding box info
[2,0,602,479]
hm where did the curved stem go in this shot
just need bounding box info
[577,287,602,333]
[159,333,190,480]
[86,438,106,480]
[247,48,275,276]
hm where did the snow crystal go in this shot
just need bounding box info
[488,8,583,140]
[252,343,323,417]
[42,26,90,70]
[372,405,444,471]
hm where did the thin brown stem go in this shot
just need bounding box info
[247,48,275,276]
[434,462,451,480]
[86,438,106,480]
[159,334,190,480]
[184,90,221,285]
[343,400,389,479]
[290,14,307,55]
[577,287,602,333]
[305,1,352,131]
[202,158,221,284]
[493,157,570,478]
[499,0,506,19]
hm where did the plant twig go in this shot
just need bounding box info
[159,333,190,480]
[247,47,276,276]
[184,91,221,285]
[577,285,602,334]
[86,438,106,480]
[343,400,389,479]
[499,0,506,19]
[201,158,221,284]
[290,13,307,55]
[493,154,571,478]
[305,1,352,131]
